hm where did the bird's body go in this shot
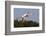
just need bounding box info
[22,13,28,18]
[21,12,32,22]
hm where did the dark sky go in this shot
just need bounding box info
[14,8,39,22]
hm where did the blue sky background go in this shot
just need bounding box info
[14,8,39,22]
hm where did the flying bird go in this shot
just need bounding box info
[21,12,32,22]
